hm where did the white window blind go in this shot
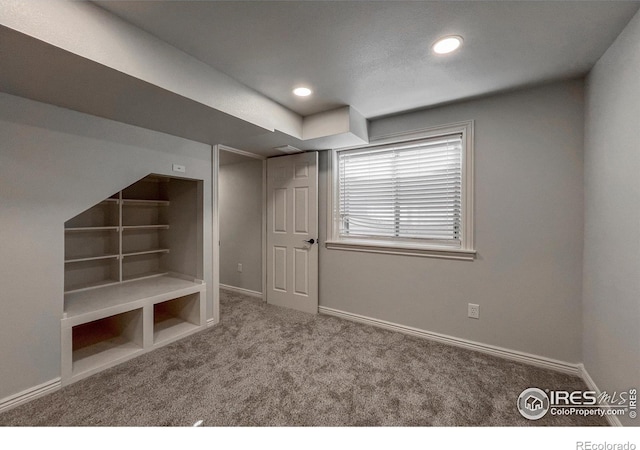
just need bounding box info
[337,134,463,247]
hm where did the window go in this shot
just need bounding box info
[326,121,475,260]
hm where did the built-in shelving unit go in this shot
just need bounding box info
[62,175,205,386]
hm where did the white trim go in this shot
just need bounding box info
[579,364,623,427]
[327,120,475,256]
[220,283,263,300]
[262,160,267,303]
[325,240,476,261]
[0,378,61,414]
[212,145,220,325]
[217,144,266,161]
[206,317,218,327]
[338,120,475,151]
[216,145,268,312]
[326,149,336,248]
[319,306,580,376]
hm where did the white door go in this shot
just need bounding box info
[266,152,318,314]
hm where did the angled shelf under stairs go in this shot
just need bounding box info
[62,175,206,386]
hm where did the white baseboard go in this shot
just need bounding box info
[206,317,218,327]
[580,364,599,393]
[579,364,623,427]
[319,306,581,376]
[0,378,61,414]
[220,284,263,300]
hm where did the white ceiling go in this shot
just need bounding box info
[95,1,639,119]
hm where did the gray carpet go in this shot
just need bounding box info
[0,290,606,426]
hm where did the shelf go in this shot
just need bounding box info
[63,274,203,322]
[64,279,121,295]
[122,271,168,283]
[122,199,170,205]
[73,337,143,377]
[122,249,169,258]
[101,198,119,204]
[64,256,120,294]
[65,226,119,232]
[65,254,119,264]
[122,225,169,230]
[154,319,200,345]
[65,226,169,231]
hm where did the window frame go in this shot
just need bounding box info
[325,120,475,261]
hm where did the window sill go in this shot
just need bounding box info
[324,240,476,261]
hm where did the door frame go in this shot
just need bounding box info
[212,144,268,325]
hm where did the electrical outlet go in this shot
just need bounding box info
[237,263,243,272]
[468,303,480,319]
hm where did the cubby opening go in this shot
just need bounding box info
[71,308,143,376]
[153,294,201,344]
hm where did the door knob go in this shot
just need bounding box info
[303,239,316,245]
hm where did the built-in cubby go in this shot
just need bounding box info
[153,294,201,345]
[71,309,144,377]
[61,175,206,386]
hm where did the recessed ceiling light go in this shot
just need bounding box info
[432,35,463,55]
[293,87,313,97]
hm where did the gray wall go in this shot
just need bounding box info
[319,79,585,364]
[219,158,263,293]
[0,93,213,402]
[584,10,640,427]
